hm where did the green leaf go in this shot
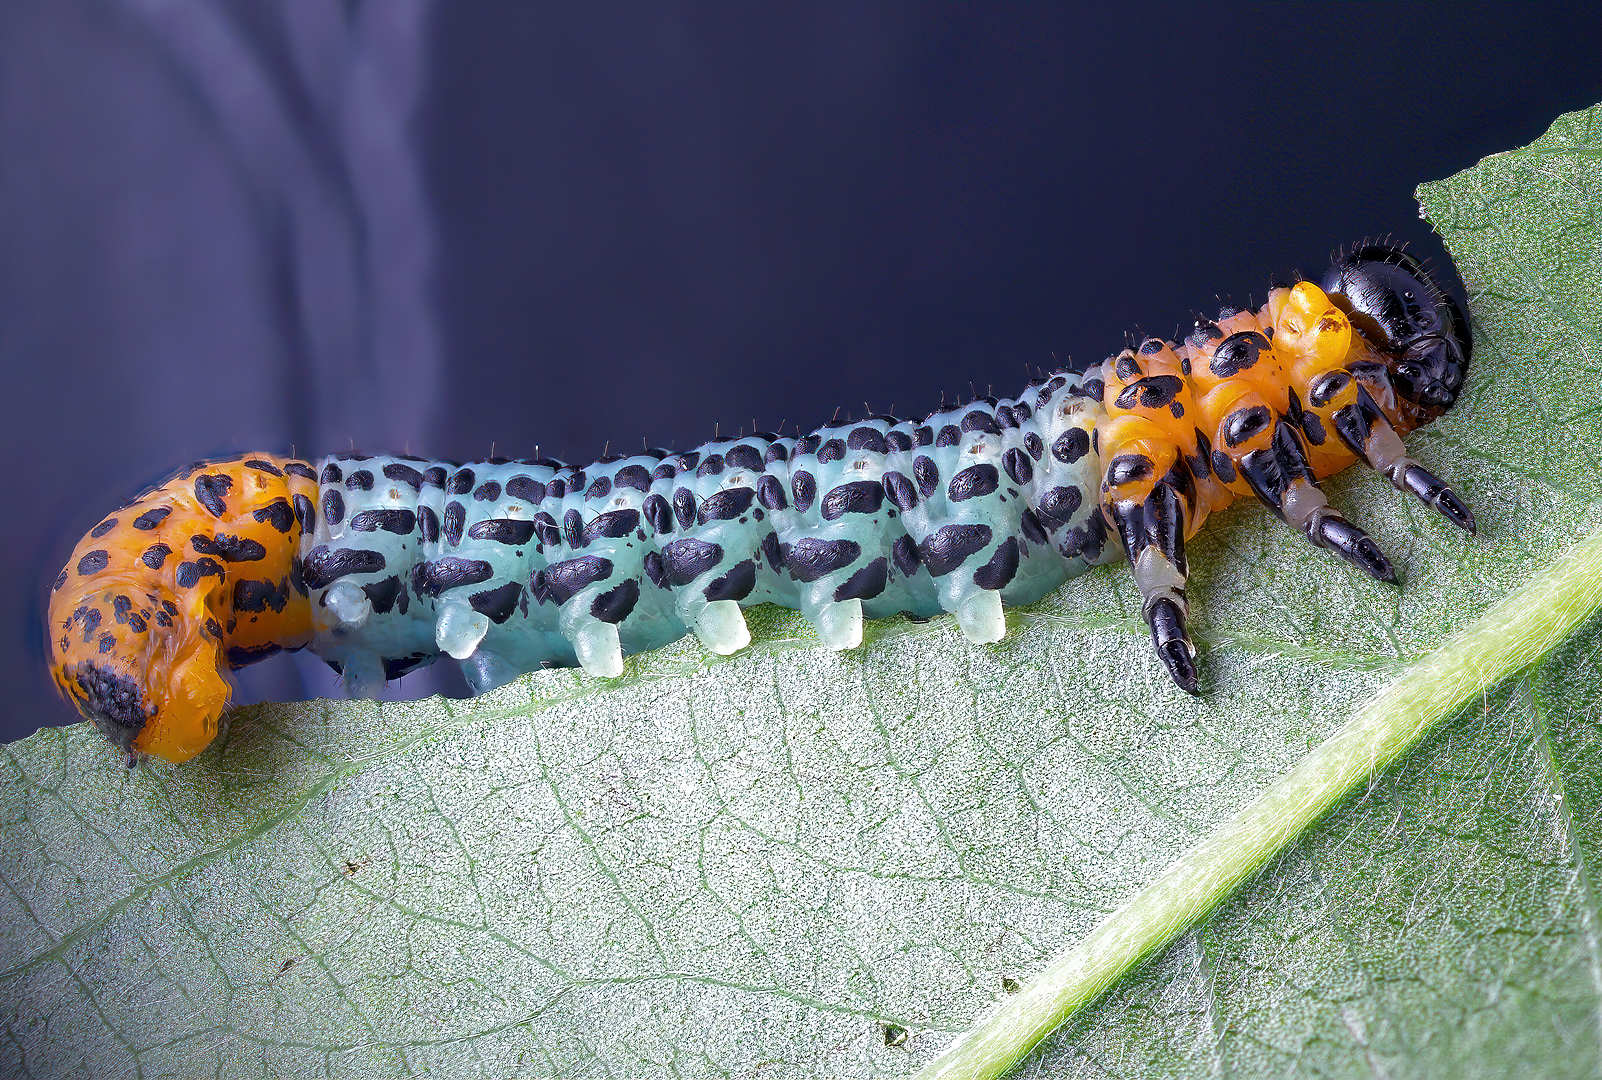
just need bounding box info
[3,103,1599,1078]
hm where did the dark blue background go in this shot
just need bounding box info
[5,2,1598,743]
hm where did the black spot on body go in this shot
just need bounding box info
[1052,428,1089,464]
[791,471,817,513]
[584,509,642,542]
[253,498,295,533]
[470,581,524,624]
[1309,371,1351,408]
[847,427,887,453]
[886,429,913,452]
[590,579,640,623]
[936,425,961,448]
[757,474,788,511]
[1106,454,1154,487]
[585,476,611,499]
[785,538,861,582]
[345,470,374,492]
[449,468,476,495]
[669,488,696,528]
[1212,450,1238,483]
[284,462,317,481]
[234,576,291,614]
[419,505,440,544]
[612,465,651,492]
[505,475,547,503]
[643,551,668,589]
[90,518,118,538]
[422,466,448,488]
[292,494,315,536]
[175,557,225,589]
[413,556,495,597]
[350,509,417,535]
[1037,485,1082,524]
[193,474,233,517]
[918,523,993,577]
[662,539,724,585]
[543,556,614,603]
[382,462,423,490]
[1188,429,1212,478]
[564,509,585,547]
[704,559,757,603]
[817,439,846,464]
[892,535,921,577]
[1003,448,1033,486]
[762,531,783,571]
[300,547,384,589]
[833,557,888,602]
[320,463,343,485]
[1114,375,1184,411]
[884,471,917,511]
[643,493,674,535]
[323,490,345,527]
[948,464,999,502]
[1025,432,1045,460]
[973,536,1019,590]
[75,606,102,641]
[362,576,403,614]
[725,445,763,471]
[190,533,267,562]
[77,550,109,576]
[698,488,755,524]
[1209,332,1269,378]
[1020,507,1049,545]
[914,456,940,497]
[821,480,885,519]
[961,410,1001,435]
[473,480,502,502]
[469,518,538,545]
[1223,405,1272,448]
[444,502,466,545]
[132,507,171,531]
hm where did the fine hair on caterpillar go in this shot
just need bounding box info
[48,239,1473,765]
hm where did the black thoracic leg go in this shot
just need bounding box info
[1333,384,1476,533]
[1238,419,1398,583]
[1106,470,1200,695]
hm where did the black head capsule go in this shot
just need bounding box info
[1321,243,1471,418]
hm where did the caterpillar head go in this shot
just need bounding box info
[49,572,230,765]
[1321,242,1472,419]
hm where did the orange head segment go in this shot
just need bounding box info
[47,455,316,763]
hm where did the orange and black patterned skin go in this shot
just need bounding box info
[1096,243,1473,690]
[48,241,1473,763]
[49,456,319,762]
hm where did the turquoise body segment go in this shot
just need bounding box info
[299,369,1116,694]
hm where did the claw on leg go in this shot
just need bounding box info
[1333,388,1476,534]
[1240,420,1397,584]
[1146,595,1198,695]
[1397,463,1475,533]
[1304,507,1396,583]
[1109,478,1200,695]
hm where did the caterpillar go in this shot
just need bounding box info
[48,241,1473,764]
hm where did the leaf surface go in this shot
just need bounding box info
[3,104,1599,1078]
